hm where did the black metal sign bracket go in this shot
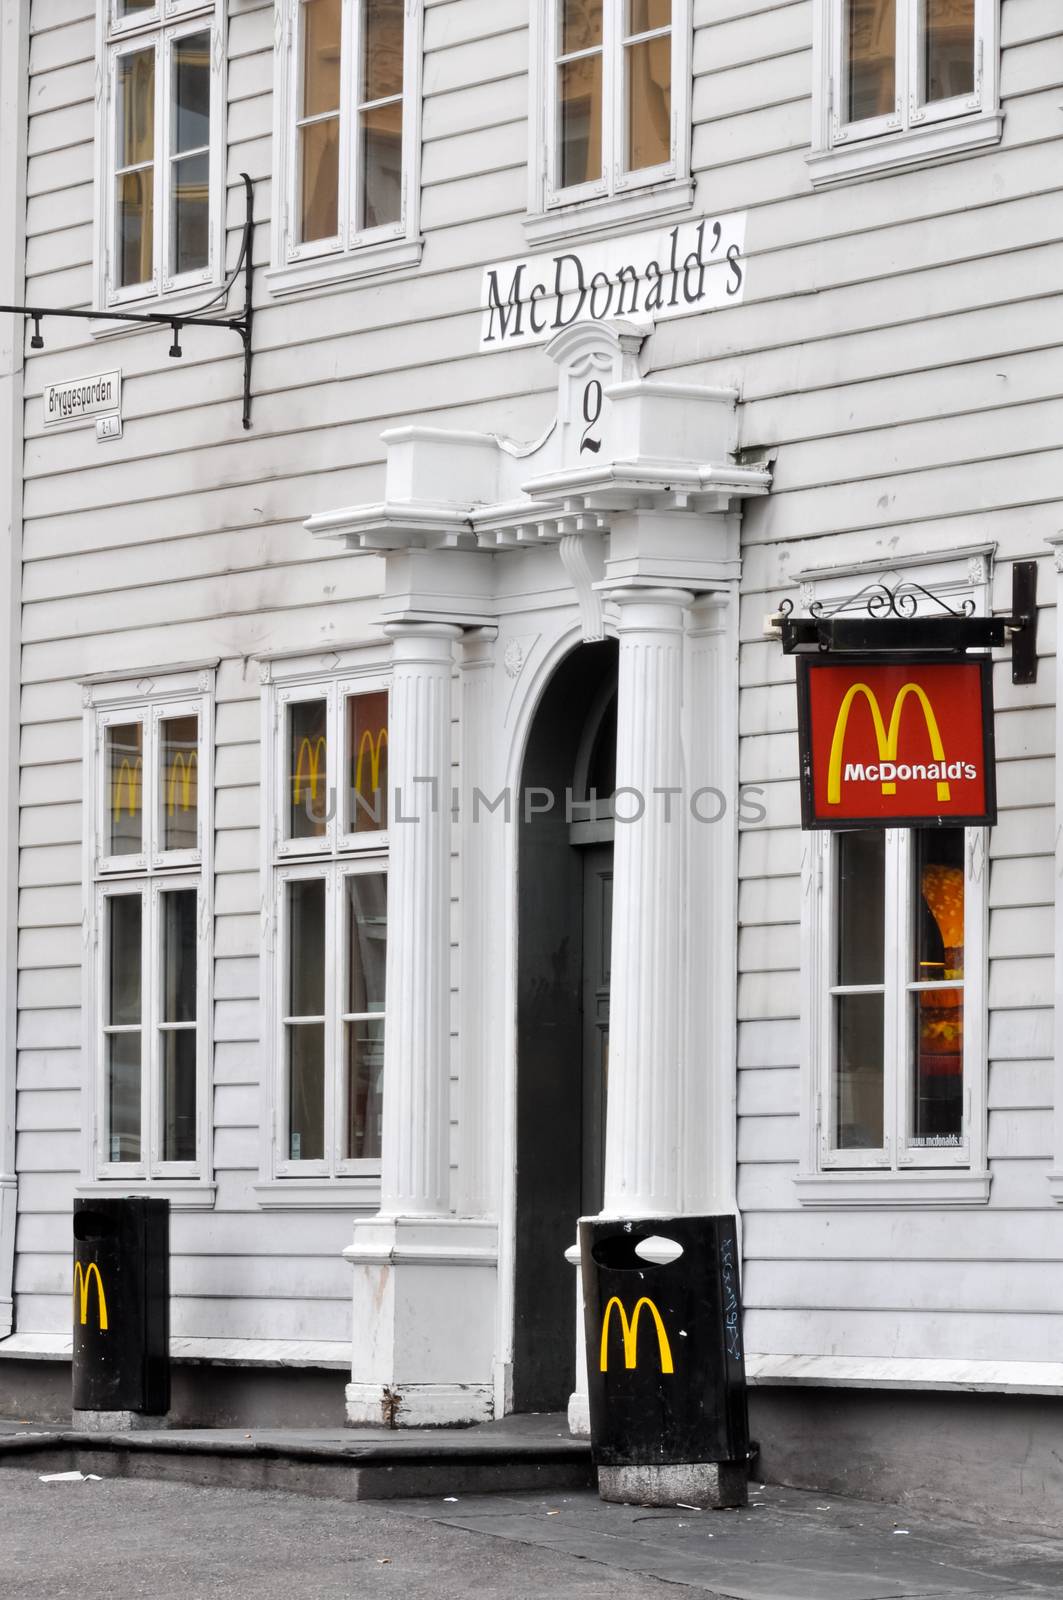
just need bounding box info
[0,173,256,430]
[774,565,1038,686]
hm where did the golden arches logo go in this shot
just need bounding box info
[293,736,327,804]
[828,683,950,806]
[167,750,198,815]
[599,1296,674,1374]
[354,728,388,797]
[112,758,142,822]
[73,1261,109,1331]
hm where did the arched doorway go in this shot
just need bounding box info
[512,640,617,1412]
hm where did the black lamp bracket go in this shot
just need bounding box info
[0,173,256,430]
[774,563,1038,686]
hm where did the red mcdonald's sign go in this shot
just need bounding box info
[797,656,996,829]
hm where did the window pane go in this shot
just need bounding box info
[173,31,210,153]
[836,829,885,986]
[345,1017,384,1159]
[108,1032,142,1163]
[118,0,155,13]
[288,878,325,1017]
[359,102,403,228]
[346,873,387,1014]
[117,171,154,288]
[171,151,210,276]
[162,889,197,1024]
[915,831,965,982]
[107,723,144,857]
[361,0,404,102]
[562,0,603,52]
[161,714,199,852]
[288,1023,325,1160]
[302,0,341,117]
[560,55,603,187]
[628,0,670,34]
[846,0,896,121]
[912,830,964,1146]
[288,699,328,839]
[626,36,671,171]
[834,992,884,1149]
[108,895,142,1026]
[162,1028,197,1162]
[347,691,389,832]
[922,0,974,102]
[117,48,155,168]
[299,117,340,241]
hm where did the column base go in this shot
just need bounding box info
[568,1389,591,1437]
[71,1410,168,1432]
[345,1381,494,1428]
[598,1461,747,1508]
[344,1215,498,1428]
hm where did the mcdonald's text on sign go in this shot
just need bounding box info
[797,657,996,829]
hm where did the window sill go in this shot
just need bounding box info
[523,177,696,250]
[253,1178,381,1210]
[76,1181,216,1211]
[794,1170,991,1207]
[266,237,424,299]
[89,281,229,342]
[806,110,1003,188]
[1045,1171,1063,1204]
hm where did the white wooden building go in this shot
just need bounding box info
[0,0,1062,1521]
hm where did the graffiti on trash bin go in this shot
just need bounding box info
[720,1237,741,1360]
[599,1296,674,1374]
[73,1261,109,1331]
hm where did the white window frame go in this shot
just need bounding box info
[794,548,994,1207]
[268,0,424,298]
[94,0,227,316]
[525,0,694,248]
[808,0,1002,186]
[257,647,391,1207]
[80,663,216,1208]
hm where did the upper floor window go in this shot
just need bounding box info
[526,0,693,247]
[808,0,1002,185]
[82,667,215,1196]
[269,0,424,296]
[96,1,226,308]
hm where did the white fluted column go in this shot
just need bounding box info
[602,589,691,1216]
[379,622,461,1217]
[346,619,497,1427]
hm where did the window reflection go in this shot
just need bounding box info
[344,873,387,1159]
[116,48,155,286]
[921,0,974,103]
[832,830,886,1149]
[161,714,198,853]
[288,700,328,840]
[299,0,341,240]
[911,829,964,1146]
[108,723,144,857]
[846,0,896,121]
[347,691,389,833]
[171,32,211,275]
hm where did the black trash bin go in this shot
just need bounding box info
[72,1196,170,1417]
[580,1214,749,1507]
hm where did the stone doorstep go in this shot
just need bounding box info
[0,1418,595,1501]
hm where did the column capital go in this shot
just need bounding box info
[384,620,465,645]
[604,587,694,631]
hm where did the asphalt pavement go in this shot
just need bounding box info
[6,1468,1063,1599]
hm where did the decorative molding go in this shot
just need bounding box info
[559,530,605,641]
[793,1171,991,1207]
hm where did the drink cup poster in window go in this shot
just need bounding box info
[796,656,996,828]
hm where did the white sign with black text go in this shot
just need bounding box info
[42,369,121,429]
[480,213,747,351]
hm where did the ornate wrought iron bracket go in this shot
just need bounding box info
[773,564,1038,685]
[0,173,256,430]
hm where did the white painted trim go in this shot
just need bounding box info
[526,0,692,237]
[1045,535,1063,1204]
[746,1354,1063,1395]
[807,112,1003,187]
[75,1181,217,1210]
[792,1170,991,1206]
[0,1333,351,1369]
[345,1380,494,1425]
[253,1179,380,1209]
[93,0,227,311]
[0,0,27,1343]
[269,0,424,296]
